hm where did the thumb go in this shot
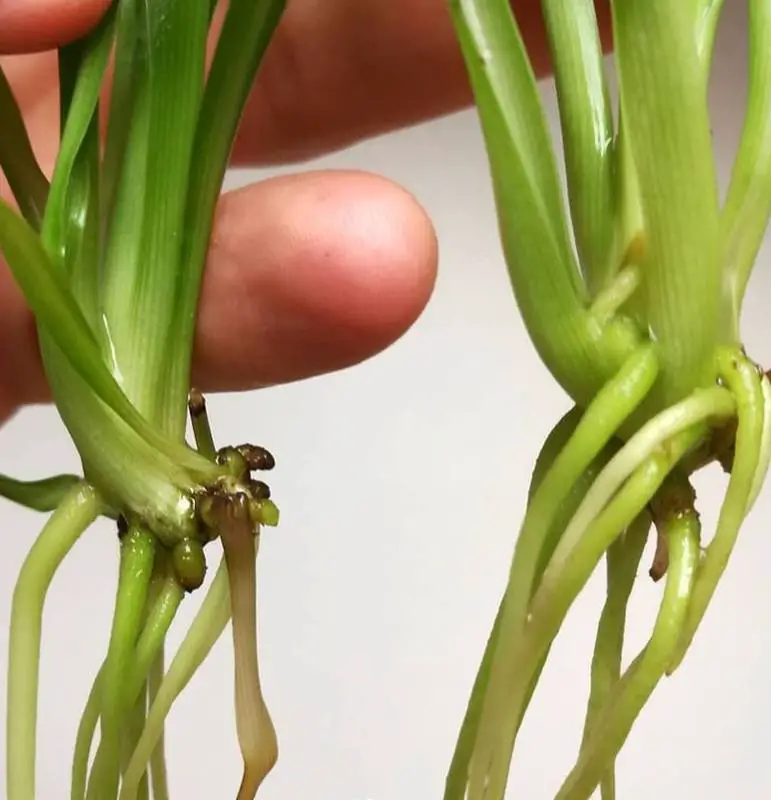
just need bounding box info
[0,0,110,54]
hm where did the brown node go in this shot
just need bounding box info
[187,388,207,417]
[236,443,275,471]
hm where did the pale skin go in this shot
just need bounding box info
[0,0,611,422]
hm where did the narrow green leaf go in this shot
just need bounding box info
[612,1,723,402]
[166,0,287,428]
[579,514,650,798]
[540,0,617,294]
[0,201,215,479]
[55,26,106,330]
[449,0,626,405]
[694,0,726,66]
[101,0,209,436]
[42,5,115,269]
[721,0,771,328]
[0,473,82,513]
[100,0,141,235]
[0,67,49,229]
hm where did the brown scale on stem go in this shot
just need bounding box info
[187,387,207,418]
[647,472,698,582]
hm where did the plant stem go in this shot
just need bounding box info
[467,426,698,800]
[547,387,733,576]
[579,513,651,799]
[188,389,216,459]
[147,650,169,800]
[120,560,233,800]
[669,350,766,670]
[747,371,771,513]
[86,528,156,800]
[71,666,104,800]
[121,684,149,800]
[556,508,700,799]
[6,483,100,800]
[87,569,184,793]
[456,349,656,797]
[589,266,641,324]
[219,506,277,798]
[445,408,620,799]
[503,347,658,658]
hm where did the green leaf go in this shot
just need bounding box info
[166,0,287,427]
[612,0,723,402]
[721,0,771,328]
[0,66,49,230]
[694,0,726,66]
[448,0,621,405]
[0,473,82,513]
[540,0,617,294]
[54,32,106,331]
[101,0,209,436]
[42,6,115,269]
[100,0,141,236]
[0,200,215,480]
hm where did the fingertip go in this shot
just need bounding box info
[0,0,110,54]
[195,170,438,390]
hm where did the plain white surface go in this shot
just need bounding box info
[1,4,770,798]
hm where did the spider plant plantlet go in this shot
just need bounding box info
[0,1,288,798]
[444,1,771,798]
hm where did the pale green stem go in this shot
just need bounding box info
[466,428,698,800]
[445,409,618,799]
[86,528,156,800]
[669,351,766,671]
[497,346,658,668]
[589,266,641,324]
[6,483,100,800]
[121,685,149,800]
[71,666,104,800]
[87,571,183,793]
[220,518,277,799]
[469,387,735,800]
[747,372,771,513]
[556,509,700,799]
[579,514,651,800]
[546,386,733,577]
[148,650,169,800]
[120,560,232,800]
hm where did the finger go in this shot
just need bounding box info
[0,0,110,54]
[0,169,437,415]
[232,0,613,165]
[193,169,437,391]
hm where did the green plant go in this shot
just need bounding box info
[445,1,771,798]
[0,2,286,798]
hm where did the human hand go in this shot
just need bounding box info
[0,0,611,421]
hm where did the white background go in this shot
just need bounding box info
[1,3,770,798]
